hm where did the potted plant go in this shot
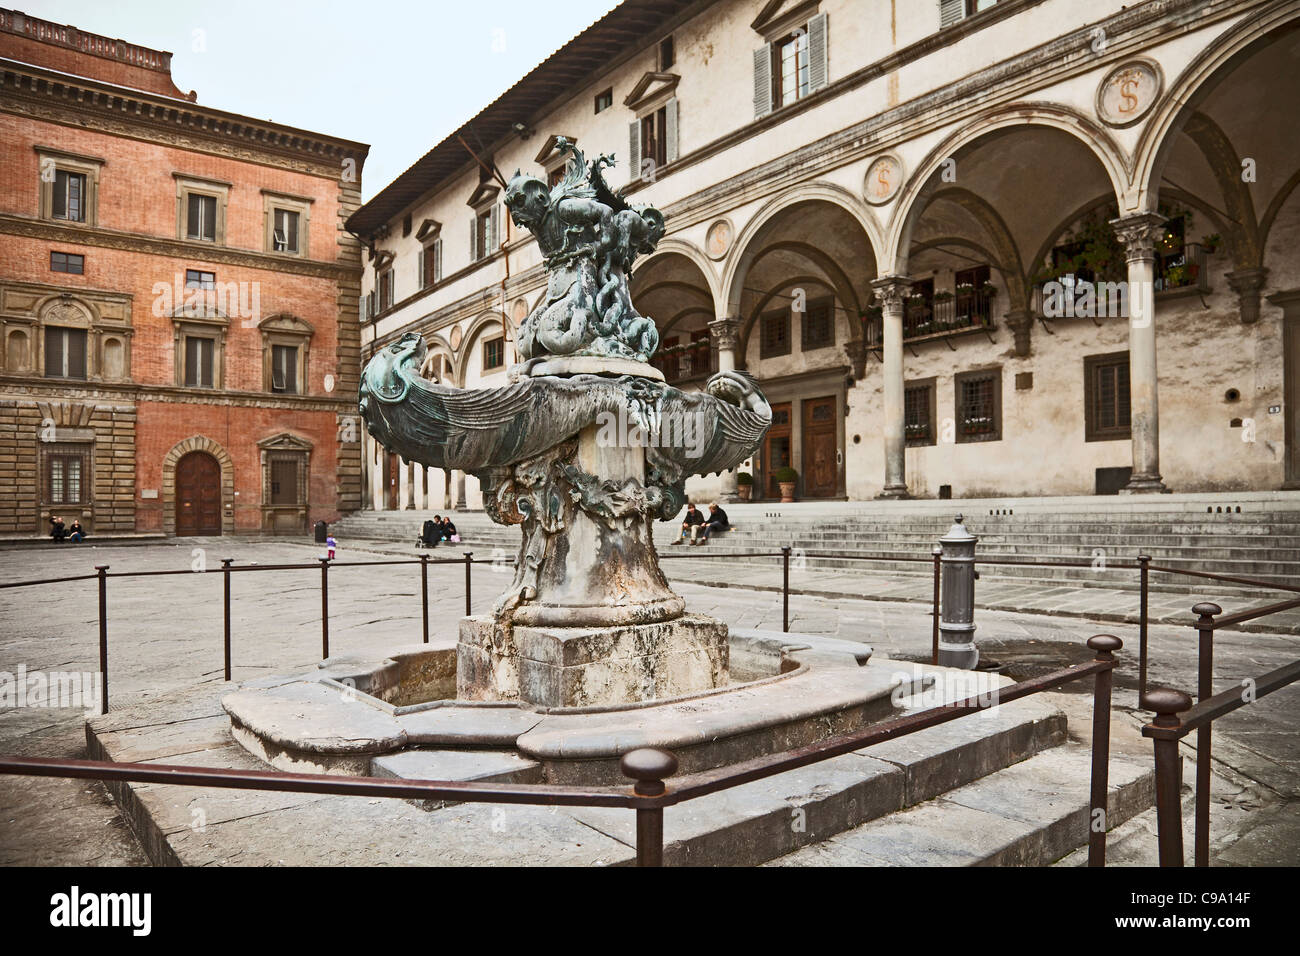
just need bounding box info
[773,466,798,502]
[1200,233,1221,254]
[736,471,753,501]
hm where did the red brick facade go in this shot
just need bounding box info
[0,9,368,538]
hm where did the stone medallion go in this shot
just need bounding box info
[705,218,733,260]
[1096,59,1162,127]
[864,154,903,205]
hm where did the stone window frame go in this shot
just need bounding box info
[257,432,313,533]
[171,309,229,390]
[37,146,103,227]
[482,335,506,373]
[800,295,836,351]
[1084,350,1132,442]
[954,366,1003,443]
[262,190,313,258]
[41,439,93,508]
[4,286,132,382]
[467,181,502,264]
[173,173,230,245]
[904,377,938,447]
[759,306,792,359]
[625,75,679,182]
[258,313,314,395]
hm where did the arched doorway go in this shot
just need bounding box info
[175,451,221,535]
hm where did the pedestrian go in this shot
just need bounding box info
[697,502,730,545]
[671,503,705,545]
[68,519,86,543]
[326,534,337,560]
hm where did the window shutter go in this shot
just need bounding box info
[52,170,67,219]
[664,97,679,164]
[753,46,773,119]
[417,249,426,289]
[186,195,201,238]
[45,328,64,377]
[628,120,641,182]
[490,204,501,251]
[434,239,443,283]
[939,0,965,28]
[808,12,828,91]
[67,330,86,379]
[470,215,478,261]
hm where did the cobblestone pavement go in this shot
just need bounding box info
[1,538,1296,865]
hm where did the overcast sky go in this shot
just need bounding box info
[24,0,625,200]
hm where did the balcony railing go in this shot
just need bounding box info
[862,293,994,349]
[652,341,714,383]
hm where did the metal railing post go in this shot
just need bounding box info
[1146,687,1193,867]
[420,554,430,643]
[931,545,942,666]
[1086,634,1121,867]
[95,565,109,715]
[464,552,473,616]
[221,558,233,681]
[937,514,979,669]
[781,546,791,633]
[621,748,677,867]
[1192,601,1221,868]
[319,557,330,660]
[1137,554,1151,704]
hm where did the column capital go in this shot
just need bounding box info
[1226,267,1269,325]
[1004,309,1033,357]
[1109,212,1167,263]
[870,275,913,312]
[707,316,740,351]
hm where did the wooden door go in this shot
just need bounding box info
[385,452,399,510]
[763,403,792,499]
[176,452,221,535]
[802,395,838,498]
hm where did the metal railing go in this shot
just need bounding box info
[0,634,1123,867]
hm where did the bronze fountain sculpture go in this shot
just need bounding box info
[360,140,773,706]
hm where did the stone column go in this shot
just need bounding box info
[872,276,911,499]
[709,316,743,502]
[413,459,425,510]
[1111,213,1168,494]
[455,470,467,510]
[360,434,373,510]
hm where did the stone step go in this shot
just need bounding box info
[372,749,543,810]
[764,743,1154,867]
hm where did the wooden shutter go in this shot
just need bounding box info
[45,327,64,377]
[628,120,641,182]
[490,204,501,251]
[753,46,773,118]
[417,249,426,289]
[469,215,478,261]
[434,239,443,283]
[939,0,965,28]
[664,98,679,164]
[67,329,87,379]
[808,13,828,91]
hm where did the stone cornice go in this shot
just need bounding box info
[0,213,360,280]
[1,58,368,179]
[0,376,358,412]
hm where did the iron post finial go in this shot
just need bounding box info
[621,747,678,796]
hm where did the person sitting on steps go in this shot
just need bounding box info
[671,503,705,545]
[696,502,730,545]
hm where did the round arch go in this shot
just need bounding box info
[418,330,458,383]
[886,103,1130,276]
[457,311,515,387]
[721,181,885,317]
[634,237,721,312]
[161,435,235,537]
[1132,9,1300,212]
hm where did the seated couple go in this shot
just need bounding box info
[418,515,459,548]
[49,515,87,543]
[671,502,729,546]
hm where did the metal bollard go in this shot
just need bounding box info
[937,514,979,669]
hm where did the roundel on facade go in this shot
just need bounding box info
[705,219,733,260]
[863,154,903,205]
[1096,59,1162,127]
[449,325,463,350]
[512,297,529,323]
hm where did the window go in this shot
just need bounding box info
[641,107,668,170]
[627,100,678,181]
[659,35,675,70]
[185,269,216,290]
[378,269,394,312]
[272,208,300,253]
[761,310,791,358]
[270,458,298,505]
[594,88,613,113]
[753,12,827,119]
[50,252,84,274]
[1084,352,1131,442]
[940,0,998,27]
[548,166,566,188]
[262,191,311,256]
[966,0,999,15]
[472,207,501,262]
[46,447,89,505]
[271,344,298,394]
[801,298,834,351]
[483,337,505,371]
[905,379,937,447]
[774,31,810,108]
[44,327,87,379]
[52,170,87,222]
[420,239,443,289]
[186,193,217,242]
[184,336,215,388]
[955,368,1002,443]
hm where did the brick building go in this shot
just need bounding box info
[0,9,369,537]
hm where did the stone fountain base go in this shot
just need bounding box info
[456,613,729,708]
